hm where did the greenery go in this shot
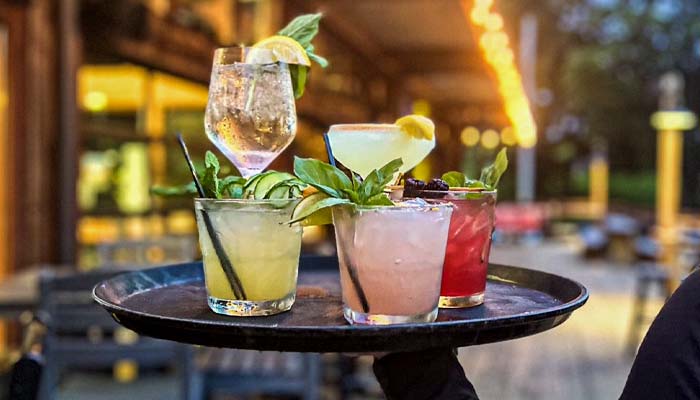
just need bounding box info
[570,169,656,206]
[152,151,304,200]
[498,1,700,204]
[278,13,329,98]
[441,148,509,190]
[289,157,402,224]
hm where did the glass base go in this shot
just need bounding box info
[343,306,438,325]
[207,292,295,316]
[439,292,484,308]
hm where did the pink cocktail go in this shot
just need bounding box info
[331,202,453,325]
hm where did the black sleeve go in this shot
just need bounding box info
[7,356,42,400]
[373,348,479,400]
[620,270,700,399]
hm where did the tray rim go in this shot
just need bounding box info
[93,261,589,334]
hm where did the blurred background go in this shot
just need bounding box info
[1,0,700,399]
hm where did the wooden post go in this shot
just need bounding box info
[58,0,81,264]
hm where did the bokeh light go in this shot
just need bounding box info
[460,126,480,147]
[501,127,517,146]
[481,129,500,149]
[468,0,537,148]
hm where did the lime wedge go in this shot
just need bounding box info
[290,193,350,226]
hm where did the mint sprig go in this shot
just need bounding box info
[278,13,328,98]
[441,148,508,190]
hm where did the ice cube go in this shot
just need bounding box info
[396,198,429,207]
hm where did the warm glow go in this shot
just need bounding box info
[83,91,108,112]
[466,0,537,147]
[79,65,148,111]
[461,126,480,147]
[501,127,517,146]
[412,99,432,117]
[481,129,500,149]
[78,65,208,112]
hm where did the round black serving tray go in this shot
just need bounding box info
[93,258,588,353]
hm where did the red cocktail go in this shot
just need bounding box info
[437,191,496,307]
[395,188,496,307]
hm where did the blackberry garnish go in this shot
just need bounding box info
[403,178,426,198]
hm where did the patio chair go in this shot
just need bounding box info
[626,263,672,356]
[36,269,195,400]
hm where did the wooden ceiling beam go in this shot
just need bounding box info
[287,0,400,77]
[389,49,487,74]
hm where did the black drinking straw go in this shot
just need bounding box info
[323,132,337,167]
[322,132,369,312]
[177,134,247,300]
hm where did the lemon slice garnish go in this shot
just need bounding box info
[247,35,311,66]
[395,115,435,141]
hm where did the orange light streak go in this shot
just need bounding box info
[464,0,537,147]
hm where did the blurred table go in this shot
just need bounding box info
[0,266,74,319]
[0,268,40,318]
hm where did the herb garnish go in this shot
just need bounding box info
[441,148,508,190]
[289,157,402,224]
[278,13,329,98]
[152,150,303,200]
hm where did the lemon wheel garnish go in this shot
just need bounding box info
[247,35,311,66]
[395,115,435,141]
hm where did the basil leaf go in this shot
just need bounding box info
[290,65,308,99]
[151,182,197,197]
[465,179,486,189]
[308,52,329,68]
[351,173,362,191]
[201,151,221,198]
[287,197,351,225]
[480,148,508,189]
[442,171,466,188]
[358,158,402,204]
[294,156,352,198]
[278,13,322,49]
[364,193,394,206]
[341,188,360,204]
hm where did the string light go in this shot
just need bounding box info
[467,0,537,148]
[461,126,481,147]
[481,129,500,149]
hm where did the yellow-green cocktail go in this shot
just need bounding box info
[195,198,302,316]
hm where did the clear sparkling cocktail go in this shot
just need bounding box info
[195,198,302,316]
[205,47,297,178]
[331,202,453,325]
